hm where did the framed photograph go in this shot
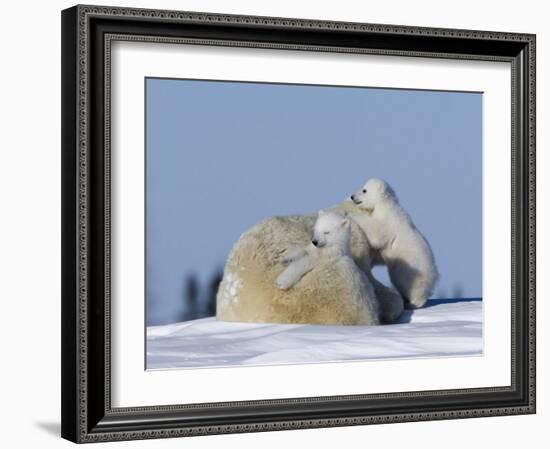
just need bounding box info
[61,4,536,443]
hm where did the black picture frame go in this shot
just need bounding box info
[61,4,536,443]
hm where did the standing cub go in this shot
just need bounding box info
[349,178,438,308]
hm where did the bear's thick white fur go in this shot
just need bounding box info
[216,204,404,325]
[349,178,438,308]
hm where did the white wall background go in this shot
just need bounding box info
[0,0,545,447]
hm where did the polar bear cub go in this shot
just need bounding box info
[350,178,438,308]
[275,209,380,325]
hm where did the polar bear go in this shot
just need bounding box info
[217,210,380,325]
[349,178,438,308]
[216,209,404,325]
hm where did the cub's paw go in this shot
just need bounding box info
[276,278,289,290]
[275,272,293,290]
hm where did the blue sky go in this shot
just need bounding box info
[146,78,482,325]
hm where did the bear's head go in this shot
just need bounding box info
[311,210,351,254]
[350,178,397,212]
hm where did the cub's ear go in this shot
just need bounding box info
[340,218,350,227]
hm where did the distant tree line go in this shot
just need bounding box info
[180,269,224,322]
[435,282,465,300]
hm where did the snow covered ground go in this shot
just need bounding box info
[146,298,482,370]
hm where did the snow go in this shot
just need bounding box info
[146,298,482,370]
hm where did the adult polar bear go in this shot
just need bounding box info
[216,179,427,325]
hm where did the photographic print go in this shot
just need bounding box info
[145,78,482,369]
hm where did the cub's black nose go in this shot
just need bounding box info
[312,239,318,247]
[350,195,355,201]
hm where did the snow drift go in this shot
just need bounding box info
[146,298,482,370]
